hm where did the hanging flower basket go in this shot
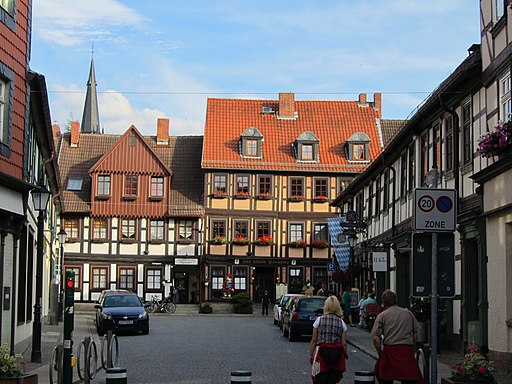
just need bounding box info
[476,120,512,158]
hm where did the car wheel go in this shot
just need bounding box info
[288,325,296,342]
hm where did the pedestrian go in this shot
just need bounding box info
[173,286,179,304]
[341,287,355,327]
[357,293,366,326]
[309,295,348,384]
[371,290,423,384]
[261,290,270,315]
[303,281,315,296]
[316,284,326,296]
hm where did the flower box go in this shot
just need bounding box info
[313,196,329,203]
[210,235,226,245]
[288,195,305,202]
[211,190,227,199]
[256,193,272,200]
[477,120,512,158]
[288,239,307,248]
[253,235,273,246]
[232,236,250,246]
[235,192,251,199]
[311,240,328,248]
[0,375,39,384]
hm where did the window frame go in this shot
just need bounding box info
[64,218,80,240]
[150,176,164,199]
[400,152,407,198]
[289,177,304,198]
[245,139,258,157]
[124,174,138,197]
[314,178,329,199]
[445,116,454,172]
[420,132,429,185]
[92,218,108,241]
[145,268,162,291]
[212,174,227,194]
[289,222,305,243]
[351,143,367,160]
[235,174,250,195]
[433,124,441,172]
[97,174,111,197]
[233,266,248,292]
[257,175,272,197]
[407,144,416,193]
[461,101,472,165]
[211,219,226,239]
[118,267,136,291]
[0,63,14,156]
[255,221,271,239]
[149,219,165,242]
[288,267,304,294]
[120,219,137,241]
[301,144,313,160]
[313,223,328,241]
[233,220,249,238]
[178,219,194,242]
[91,266,109,291]
[500,72,511,121]
[210,266,226,298]
[383,170,390,211]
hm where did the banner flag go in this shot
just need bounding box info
[327,217,351,271]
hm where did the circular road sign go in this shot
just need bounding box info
[418,195,435,212]
[436,195,453,213]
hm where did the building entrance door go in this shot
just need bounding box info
[253,267,274,303]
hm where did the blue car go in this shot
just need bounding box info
[94,291,150,335]
[282,296,326,341]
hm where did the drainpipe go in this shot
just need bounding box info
[382,156,396,291]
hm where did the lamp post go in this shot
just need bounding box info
[347,230,358,287]
[31,182,51,363]
[57,228,67,322]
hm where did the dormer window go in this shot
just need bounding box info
[346,132,370,162]
[296,131,319,162]
[240,127,263,158]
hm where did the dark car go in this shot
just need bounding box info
[94,290,149,335]
[282,296,326,341]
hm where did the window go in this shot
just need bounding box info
[445,117,454,171]
[289,177,304,198]
[150,220,165,241]
[375,176,381,215]
[314,178,328,199]
[433,125,441,171]
[313,223,328,241]
[495,0,505,21]
[0,0,14,15]
[461,102,472,165]
[234,220,249,238]
[337,178,350,193]
[211,220,226,238]
[233,267,247,291]
[64,267,81,291]
[121,219,136,240]
[124,175,138,196]
[420,133,428,185]
[383,170,390,211]
[92,218,108,240]
[97,175,110,196]
[235,175,250,195]
[400,152,407,197]
[352,144,366,160]
[91,267,108,290]
[302,144,313,160]
[146,268,162,290]
[211,266,225,299]
[0,65,13,154]
[64,218,80,239]
[245,140,258,156]
[151,176,164,197]
[408,144,415,193]
[258,175,272,196]
[288,268,304,294]
[67,178,83,191]
[118,268,135,290]
[0,78,7,144]
[500,73,511,121]
[0,0,15,29]
[129,133,136,147]
[213,174,227,194]
[356,192,364,221]
[367,183,373,219]
[313,268,328,290]
[289,223,304,242]
[178,220,193,240]
[256,221,271,239]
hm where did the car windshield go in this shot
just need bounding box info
[104,295,141,307]
[297,298,325,312]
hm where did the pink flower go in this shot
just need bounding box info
[479,367,487,374]
[467,344,479,352]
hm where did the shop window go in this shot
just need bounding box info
[211,266,225,299]
[233,267,247,291]
[288,267,304,294]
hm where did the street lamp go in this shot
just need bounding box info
[30,182,51,363]
[57,228,67,322]
[345,229,358,287]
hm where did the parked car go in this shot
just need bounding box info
[282,296,326,341]
[274,294,304,329]
[94,290,149,335]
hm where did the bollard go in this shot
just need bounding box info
[230,370,251,383]
[106,367,127,384]
[354,370,375,384]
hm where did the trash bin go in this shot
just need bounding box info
[231,370,251,383]
[354,370,375,384]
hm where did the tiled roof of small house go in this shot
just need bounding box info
[202,94,383,173]
[57,131,204,217]
[380,119,407,148]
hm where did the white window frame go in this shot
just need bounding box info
[500,72,511,121]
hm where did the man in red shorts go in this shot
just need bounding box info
[371,290,423,384]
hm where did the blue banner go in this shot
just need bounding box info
[327,217,351,271]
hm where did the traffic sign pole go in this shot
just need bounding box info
[431,233,438,384]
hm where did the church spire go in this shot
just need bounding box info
[81,46,101,134]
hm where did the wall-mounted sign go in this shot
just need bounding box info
[174,258,198,265]
[372,252,387,272]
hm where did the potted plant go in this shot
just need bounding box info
[476,120,512,158]
[313,195,329,203]
[210,235,226,245]
[230,292,253,314]
[212,189,227,198]
[441,344,494,384]
[254,235,273,246]
[199,302,213,314]
[288,239,307,248]
[232,235,250,246]
[311,239,328,248]
[257,192,272,200]
[235,191,250,199]
[288,195,305,202]
[0,343,38,383]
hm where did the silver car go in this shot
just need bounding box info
[273,294,304,329]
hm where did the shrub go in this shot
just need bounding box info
[450,344,494,383]
[0,343,25,378]
[230,292,253,309]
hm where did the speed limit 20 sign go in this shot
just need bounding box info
[413,188,457,232]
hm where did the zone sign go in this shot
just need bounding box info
[413,188,457,232]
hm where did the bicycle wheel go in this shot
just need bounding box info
[164,302,176,314]
[49,346,59,384]
[109,334,119,368]
[77,340,86,380]
[146,302,158,313]
[101,334,108,369]
[88,340,98,379]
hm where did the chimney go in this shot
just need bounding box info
[157,118,169,145]
[52,123,61,139]
[70,121,80,147]
[278,92,296,119]
[373,93,382,117]
[358,93,367,104]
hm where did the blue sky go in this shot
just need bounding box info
[31,0,479,136]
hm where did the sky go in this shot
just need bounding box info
[30,0,480,137]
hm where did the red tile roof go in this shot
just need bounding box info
[202,95,383,172]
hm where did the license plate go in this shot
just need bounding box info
[309,315,318,320]
[118,320,133,325]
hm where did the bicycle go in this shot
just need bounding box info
[146,295,176,314]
